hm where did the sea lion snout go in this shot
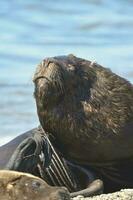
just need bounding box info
[50,187,70,200]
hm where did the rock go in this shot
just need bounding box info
[72,189,133,200]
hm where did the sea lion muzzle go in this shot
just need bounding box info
[33,58,65,109]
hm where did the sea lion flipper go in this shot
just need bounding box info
[5,137,37,171]
[70,179,104,198]
[5,133,52,173]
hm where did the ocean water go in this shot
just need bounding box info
[0,0,133,145]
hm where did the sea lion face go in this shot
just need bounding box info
[33,55,93,107]
[0,170,70,200]
[33,55,96,135]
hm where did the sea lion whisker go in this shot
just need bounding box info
[51,157,73,191]
[48,165,63,186]
[46,167,59,186]
[45,135,75,188]
[37,163,46,180]
[52,154,75,189]
[37,161,53,185]
[37,154,68,188]
[41,130,75,189]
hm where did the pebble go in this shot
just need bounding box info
[72,189,133,200]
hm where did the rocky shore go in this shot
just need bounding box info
[72,189,133,200]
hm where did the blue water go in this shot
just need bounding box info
[0,0,133,145]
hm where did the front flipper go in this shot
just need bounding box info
[70,179,103,197]
[66,161,103,197]
[5,132,52,173]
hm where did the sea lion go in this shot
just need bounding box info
[0,170,70,200]
[33,54,133,192]
[0,128,40,169]
[0,127,103,197]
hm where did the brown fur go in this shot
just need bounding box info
[33,54,133,166]
[0,170,70,200]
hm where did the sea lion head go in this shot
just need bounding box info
[33,54,133,162]
[33,54,96,134]
[0,170,70,200]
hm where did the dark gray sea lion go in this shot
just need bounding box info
[0,127,103,197]
[33,54,133,192]
[0,170,70,200]
[0,128,40,169]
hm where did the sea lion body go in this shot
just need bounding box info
[33,55,133,165]
[33,55,133,192]
[0,170,70,200]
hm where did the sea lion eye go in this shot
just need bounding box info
[31,181,41,189]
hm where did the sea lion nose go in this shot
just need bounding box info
[52,187,70,200]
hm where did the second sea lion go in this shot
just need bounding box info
[0,170,70,200]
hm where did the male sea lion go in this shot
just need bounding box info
[33,54,133,192]
[0,170,70,200]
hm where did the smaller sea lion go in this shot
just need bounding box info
[0,170,70,200]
